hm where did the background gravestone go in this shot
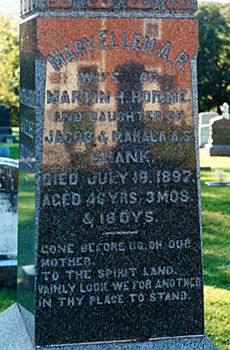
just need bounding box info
[0,157,18,287]
[0,146,10,158]
[0,0,220,349]
[205,114,230,156]
[0,104,16,144]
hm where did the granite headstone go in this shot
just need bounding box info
[0,104,16,144]
[205,115,230,156]
[0,146,10,158]
[0,0,220,349]
[0,157,18,286]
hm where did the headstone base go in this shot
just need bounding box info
[205,144,230,156]
[0,304,220,350]
[205,181,230,187]
[0,259,17,287]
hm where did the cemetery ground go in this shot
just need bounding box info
[0,132,229,350]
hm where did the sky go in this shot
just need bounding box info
[0,0,19,14]
[0,0,230,17]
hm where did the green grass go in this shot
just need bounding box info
[204,286,230,350]
[200,149,230,349]
[0,288,17,313]
[201,182,230,290]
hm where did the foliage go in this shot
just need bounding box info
[0,10,19,126]
[197,3,230,113]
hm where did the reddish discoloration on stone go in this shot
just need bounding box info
[87,0,113,8]
[37,17,198,82]
[46,0,73,8]
[166,0,191,10]
[127,0,152,9]
[37,17,198,167]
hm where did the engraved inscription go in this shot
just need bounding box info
[127,0,152,9]
[46,0,73,8]
[46,32,190,74]
[20,88,36,109]
[87,0,113,8]
[166,0,191,10]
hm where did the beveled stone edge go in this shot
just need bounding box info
[0,303,220,349]
[20,11,197,25]
[36,335,220,349]
[0,303,33,350]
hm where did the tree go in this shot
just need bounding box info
[0,10,19,125]
[197,3,230,113]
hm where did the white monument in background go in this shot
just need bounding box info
[220,102,230,120]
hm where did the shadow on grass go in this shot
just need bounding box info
[203,253,230,289]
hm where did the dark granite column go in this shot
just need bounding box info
[0,0,220,349]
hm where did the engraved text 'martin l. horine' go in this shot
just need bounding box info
[16,1,220,349]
